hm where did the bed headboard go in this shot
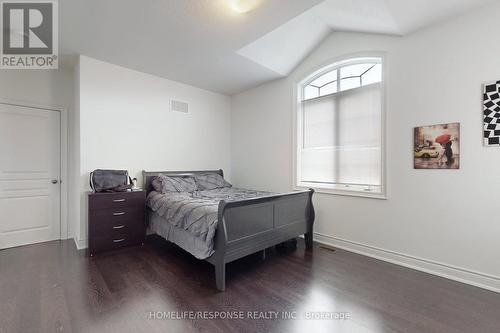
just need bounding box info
[142,169,224,196]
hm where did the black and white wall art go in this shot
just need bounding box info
[484,80,500,146]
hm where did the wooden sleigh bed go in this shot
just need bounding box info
[143,169,315,291]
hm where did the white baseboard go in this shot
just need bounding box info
[73,237,87,250]
[314,232,500,294]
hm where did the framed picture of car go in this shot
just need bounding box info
[414,123,460,169]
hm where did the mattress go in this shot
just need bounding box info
[146,187,271,259]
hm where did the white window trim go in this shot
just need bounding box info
[292,52,388,200]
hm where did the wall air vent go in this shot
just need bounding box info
[170,99,189,113]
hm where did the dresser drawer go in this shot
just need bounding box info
[88,212,145,236]
[89,233,144,254]
[89,191,145,211]
[89,205,144,222]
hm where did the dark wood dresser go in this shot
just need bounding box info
[87,190,146,256]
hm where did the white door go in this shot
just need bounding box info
[0,103,61,249]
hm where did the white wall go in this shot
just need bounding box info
[231,3,500,291]
[0,70,73,107]
[76,56,231,247]
[0,68,76,238]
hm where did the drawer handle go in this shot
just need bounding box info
[113,198,126,202]
[113,212,126,216]
[113,225,125,229]
[113,238,125,243]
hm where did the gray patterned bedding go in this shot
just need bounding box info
[146,187,272,259]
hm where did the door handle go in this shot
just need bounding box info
[51,179,58,184]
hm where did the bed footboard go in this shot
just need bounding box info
[207,189,315,291]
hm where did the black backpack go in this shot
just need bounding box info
[90,169,132,192]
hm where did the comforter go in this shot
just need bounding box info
[146,187,271,258]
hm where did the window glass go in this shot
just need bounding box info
[303,97,335,148]
[297,58,384,196]
[310,69,337,87]
[340,77,361,91]
[341,63,374,78]
[320,81,337,96]
[361,64,382,86]
[304,85,319,100]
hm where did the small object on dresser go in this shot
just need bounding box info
[131,177,141,190]
[90,169,133,193]
[87,190,146,256]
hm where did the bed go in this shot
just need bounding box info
[143,169,315,291]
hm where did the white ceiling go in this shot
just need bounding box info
[60,0,496,95]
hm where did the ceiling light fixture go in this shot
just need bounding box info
[227,0,259,14]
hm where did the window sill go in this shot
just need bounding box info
[294,185,387,200]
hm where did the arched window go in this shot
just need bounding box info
[295,57,385,197]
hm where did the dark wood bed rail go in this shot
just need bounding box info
[142,170,315,291]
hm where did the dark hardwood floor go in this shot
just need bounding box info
[1,237,500,333]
